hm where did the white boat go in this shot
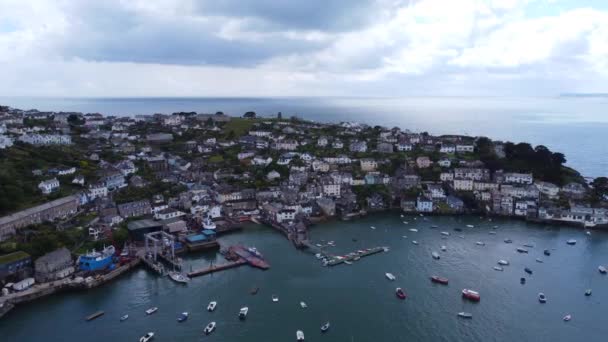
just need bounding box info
[466,225,475,228]
[432,252,440,260]
[402,235,408,239]
[458,235,465,239]
[586,231,591,236]
[204,321,216,335]
[385,273,396,281]
[239,307,248,319]
[207,301,217,312]
[370,226,376,230]
[300,301,307,308]
[599,266,607,274]
[409,228,418,232]
[202,215,216,230]
[401,214,404,218]
[412,240,418,245]
[493,266,504,271]
[489,231,497,235]
[177,312,189,322]
[566,239,577,245]
[168,271,190,284]
[498,260,509,266]
[315,253,323,259]
[475,241,485,246]
[538,293,547,303]
[139,332,154,342]
[145,307,158,315]
[563,314,572,321]
[272,295,279,302]
[296,330,305,341]
[344,260,353,265]
[457,312,473,319]
[536,258,543,263]
[440,231,450,236]
[403,221,409,224]
[120,314,129,321]
[440,245,447,251]
[321,322,330,332]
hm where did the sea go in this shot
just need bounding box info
[1,215,608,342]
[0,96,606,178]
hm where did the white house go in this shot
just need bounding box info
[237,151,256,160]
[453,179,474,191]
[456,144,475,153]
[267,170,281,181]
[332,140,344,149]
[276,209,296,223]
[249,130,272,137]
[439,144,456,153]
[360,158,378,172]
[251,156,273,166]
[39,178,60,194]
[312,160,330,172]
[504,172,534,185]
[154,208,185,220]
[416,196,434,212]
[438,158,451,168]
[317,136,329,147]
[88,183,108,199]
[57,167,76,176]
[440,172,454,182]
[535,181,560,198]
[0,135,13,149]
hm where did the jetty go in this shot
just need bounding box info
[188,260,246,277]
[187,245,269,278]
[85,310,105,321]
[318,246,389,266]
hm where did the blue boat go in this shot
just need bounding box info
[78,245,116,272]
[177,312,189,322]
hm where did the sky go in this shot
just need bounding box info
[0,0,607,97]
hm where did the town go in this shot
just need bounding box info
[1,104,607,318]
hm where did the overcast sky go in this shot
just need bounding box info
[1,0,607,97]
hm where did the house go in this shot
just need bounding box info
[453,168,490,181]
[376,142,394,153]
[332,140,344,149]
[276,209,296,223]
[102,171,126,191]
[72,175,85,186]
[438,158,451,168]
[146,133,174,143]
[561,182,587,199]
[312,160,330,172]
[321,178,341,197]
[439,144,456,153]
[501,184,540,199]
[426,184,446,199]
[535,181,560,199]
[440,172,454,181]
[473,181,499,191]
[251,156,272,166]
[416,156,431,169]
[249,130,272,137]
[237,151,256,160]
[456,144,475,153]
[154,208,185,220]
[34,247,74,283]
[360,158,378,172]
[0,134,13,149]
[416,196,434,212]
[504,172,534,185]
[39,178,60,194]
[446,195,465,212]
[88,183,108,199]
[266,170,281,181]
[453,179,474,191]
[349,140,367,153]
[272,140,298,151]
[57,167,76,176]
[18,134,71,145]
[0,251,32,281]
[117,200,152,218]
[317,136,329,147]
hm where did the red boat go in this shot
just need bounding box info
[462,289,480,302]
[395,287,407,300]
[431,276,449,285]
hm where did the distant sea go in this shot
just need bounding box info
[1,96,606,178]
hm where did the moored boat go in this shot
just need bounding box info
[432,252,440,259]
[544,249,551,256]
[462,289,480,302]
[538,293,547,303]
[516,248,529,253]
[272,294,279,302]
[567,239,577,245]
[457,312,473,319]
[239,307,248,320]
[250,287,259,295]
[296,330,305,341]
[430,276,448,285]
[466,225,475,228]
[412,240,418,245]
[120,314,129,322]
[493,266,504,271]
[585,289,592,296]
[525,267,533,274]
[321,322,330,332]
[475,241,485,246]
[385,273,396,281]
[536,258,543,263]
[520,277,526,284]
[409,228,418,232]
[300,301,307,309]
[441,231,450,236]
[168,272,190,284]
[139,332,154,342]
[204,321,216,335]
[504,239,513,244]
[207,301,217,312]
[145,307,158,315]
[396,287,406,299]
[599,266,607,274]
[563,314,572,322]
[498,260,509,266]
[523,243,534,248]
[177,312,189,322]
[440,245,447,251]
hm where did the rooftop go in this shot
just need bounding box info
[0,251,31,264]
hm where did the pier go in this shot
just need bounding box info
[261,218,309,248]
[311,246,389,266]
[187,260,246,278]
[187,245,269,278]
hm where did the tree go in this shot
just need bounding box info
[591,177,608,202]
[277,112,282,120]
[243,111,256,119]
[67,114,84,125]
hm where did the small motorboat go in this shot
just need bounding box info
[401,214,404,218]
[370,226,376,230]
[538,293,547,303]
[493,266,504,271]
[344,260,353,265]
[431,225,439,229]
[440,245,447,251]
[403,221,409,224]
[475,241,485,246]
[385,273,396,281]
[504,239,513,244]
[239,307,248,320]
[462,289,480,302]
[585,289,592,296]
[544,249,551,256]
[177,312,189,322]
[300,302,307,309]
[520,277,526,284]
[525,267,533,275]
[272,295,279,302]
[145,307,158,315]
[586,231,591,236]
[454,227,463,232]
[207,301,217,312]
[599,266,607,274]
[432,252,440,260]
[296,330,305,341]
[320,322,330,333]
[204,321,216,335]
[139,332,154,342]
[516,248,529,253]
[498,260,509,266]
[457,312,473,319]
[466,224,475,228]
[409,228,418,232]
[412,240,419,245]
[430,276,448,285]
[489,231,497,235]
[402,235,408,239]
[536,258,543,263]
[523,243,534,248]
[563,314,572,322]
[396,287,407,299]
[120,314,129,322]
[168,272,190,284]
[250,287,259,295]
[441,231,450,236]
[566,239,577,245]
[458,235,465,239]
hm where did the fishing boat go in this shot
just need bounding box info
[466,225,475,228]
[457,312,473,319]
[321,322,330,332]
[516,248,529,253]
[409,228,418,232]
[525,267,533,275]
[538,293,547,303]
[120,314,129,322]
[498,260,509,266]
[272,295,279,302]
[504,239,513,244]
[462,289,480,302]
[139,332,154,342]
[78,245,116,272]
[250,287,259,295]
[300,302,307,309]
[544,249,551,256]
[395,287,406,299]
[168,272,190,284]
[385,273,396,281]
[177,312,189,322]
[493,266,504,271]
[239,307,248,320]
[567,239,577,245]
[430,276,448,285]
[296,330,305,341]
[412,240,419,245]
[207,301,217,312]
[440,231,450,236]
[599,266,607,274]
[563,314,572,322]
[432,252,440,260]
[204,322,216,335]
[145,307,158,315]
[440,245,447,251]
[585,289,592,296]
[475,241,485,246]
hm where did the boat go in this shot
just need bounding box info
[536,258,543,263]
[401,214,404,218]
[431,225,439,229]
[412,240,418,245]
[440,245,447,251]
[563,314,572,322]
[300,302,307,309]
[77,245,116,272]
[523,243,534,248]
[430,276,448,285]
[566,239,577,245]
[409,228,418,232]
[544,249,551,256]
[466,225,475,228]
[525,267,533,274]
[493,266,504,271]
[520,277,526,284]
[139,332,154,342]
[239,307,248,320]
[177,312,189,322]
[120,314,129,322]
[296,330,305,341]
[599,266,607,274]
[370,226,376,230]
[396,287,406,299]
[168,272,190,284]
[202,215,216,230]
[504,239,513,244]
[586,231,591,236]
[402,235,408,239]
[432,252,440,259]
[321,322,330,333]
[475,241,485,246]
[457,312,473,319]
[204,321,216,335]
[250,287,259,295]
[145,307,158,315]
[207,301,217,312]
[498,260,509,266]
[315,253,323,259]
[344,260,353,265]
[585,289,592,296]
[458,235,465,239]
[440,231,450,236]
[516,248,529,253]
[462,289,480,302]
[272,295,279,302]
[454,228,463,232]
[489,231,497,235]
[385,273,396,281]
[403,221,409,224]
[538,293,547,303]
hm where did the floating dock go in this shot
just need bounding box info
[187,260,246,278]
[320,246,389,266]
[187,245,270,278]
[85,310,105,321]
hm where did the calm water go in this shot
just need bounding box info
[0,96,607,177]
[1,214,608,341]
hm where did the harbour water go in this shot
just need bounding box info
[1,96,607,177]
[1,214,607,341]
